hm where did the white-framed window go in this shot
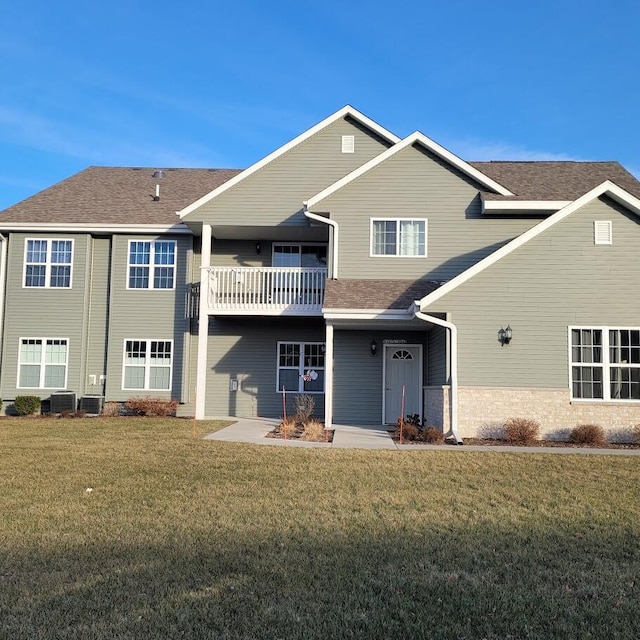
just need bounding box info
[370,219,427,257]
[271,244,327,268]
[276,341,325,394]
[24,239,73,288]
[569,327,640,401]
[18,338,69,388]
[127,240,176,289]
[123,339,173,390]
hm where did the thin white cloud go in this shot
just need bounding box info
[441,137,578,162]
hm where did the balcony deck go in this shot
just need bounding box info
[195,266,327,316]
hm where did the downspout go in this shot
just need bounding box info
[303,203,338,428]
[302,202,339,279]
[0,233,6,380]
[413,305,463,444]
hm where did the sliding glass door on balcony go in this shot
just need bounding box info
[272,245,327,305]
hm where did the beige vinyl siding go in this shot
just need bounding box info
[186,118,392,226]
[206,317,325,418]
[318,144,540,281]
[1,233,89,400]
[424,196,640,388]
[105,235,192,401]
[84,236,111,396]
[333,329,428,425]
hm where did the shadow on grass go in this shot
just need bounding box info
[3,524,639,640]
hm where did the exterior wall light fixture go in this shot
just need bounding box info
[370,339,378,356]
[498,325,513,346]
[255,241,261,255]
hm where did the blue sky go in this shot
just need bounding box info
[1,0,639,209]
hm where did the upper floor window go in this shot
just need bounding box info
[128,240,176,289]
[570,327,640,401]
[370,219,427,257]
[24,239,73,288]
[18,338,68,388]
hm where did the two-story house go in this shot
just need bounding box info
[2,106,640,441]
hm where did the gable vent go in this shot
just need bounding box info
[341,135,355,153]
[594,220,612,245]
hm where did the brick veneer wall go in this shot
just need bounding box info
[424,385,640,442]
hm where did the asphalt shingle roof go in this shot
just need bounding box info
[324,279,441,310]
[470,161,640,201]
[0,166,242,225]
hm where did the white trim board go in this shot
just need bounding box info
[0,223,193,234]
[177,106,400,219]
[417,180,640,310]
[306,131,513,210]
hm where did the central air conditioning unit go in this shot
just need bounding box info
[80,395,104,414]
[50,391,77,413]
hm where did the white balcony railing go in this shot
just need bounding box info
[202,266,327,314]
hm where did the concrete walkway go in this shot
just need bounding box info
[203,417,640,455]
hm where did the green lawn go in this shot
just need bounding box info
[1,418,639,639]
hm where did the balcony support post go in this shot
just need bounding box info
[324,322,334,430]
[195,224,212,419]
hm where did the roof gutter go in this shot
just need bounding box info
[303,203,339,279]
[413,306,462,443]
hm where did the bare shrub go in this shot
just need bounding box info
[420,426,444,444]
[301,419,326,442]
[568,424,606,446]
[124,397,178,417]
[101,402,122,417]
[504,417,540,445]
[279,416,298,437]
[633,425,640,445]
[294,394,315,425]
[395,419,420,442]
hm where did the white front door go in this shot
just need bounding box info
[384,345,422,424]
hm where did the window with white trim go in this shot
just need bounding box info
[277,342,325,393]
[128,240,176,289]
[18,338,68,388]
[371,219,427,256]
[123,339,173,390]
[570,327,640,400]
[24,239,73,287]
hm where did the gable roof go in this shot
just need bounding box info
[417,180,640,310]
[474,161,640,202]
[0,166,241,229]
[306,132,514,210]
[176,105,401,219]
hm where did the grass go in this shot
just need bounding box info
[1,417,639,639]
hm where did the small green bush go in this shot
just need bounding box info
[569,424,606,446]
[14,396,41,416]
[504,417,540,445]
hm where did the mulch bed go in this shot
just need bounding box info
[389,431,640,449]
[266,425,334,443]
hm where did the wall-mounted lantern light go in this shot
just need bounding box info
[498,325,513,346]
[370,339,378,357]
[255,241,262,255]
